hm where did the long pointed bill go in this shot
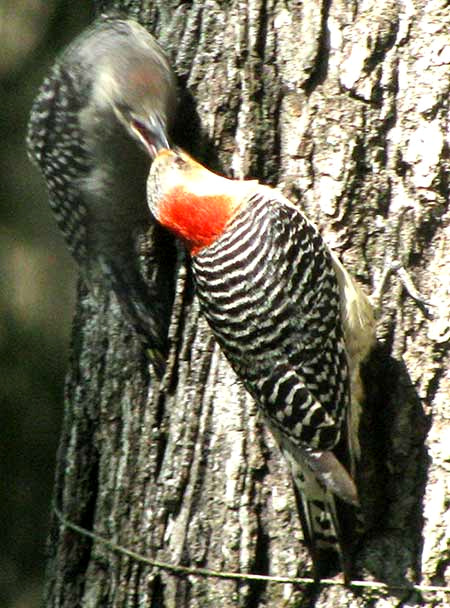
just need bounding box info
[131,115,170,159]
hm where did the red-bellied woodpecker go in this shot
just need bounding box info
[27,17,177,375]
[147,149,376,577]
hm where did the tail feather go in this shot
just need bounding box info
[291,463,353,581]
[274,435,358,581]
[300,449,358,506]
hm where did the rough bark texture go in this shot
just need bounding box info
[46,1,449,607]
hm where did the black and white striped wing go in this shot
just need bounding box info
[192,190,350,453]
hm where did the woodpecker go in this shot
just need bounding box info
[147,149,375,577]
[27,17,178,375]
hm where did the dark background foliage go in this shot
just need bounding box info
[0,3,91,605]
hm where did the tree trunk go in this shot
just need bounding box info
[46,0,449,606]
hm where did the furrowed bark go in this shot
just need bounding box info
[46,1,449,606]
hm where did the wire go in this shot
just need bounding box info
[53,504,450,595]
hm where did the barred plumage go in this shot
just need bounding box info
[147,149,376,578]
[193,191,349,449]
[27,17,177,375]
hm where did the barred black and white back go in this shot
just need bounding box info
[27,56,90,263]
[146,148,377,576]
[192,187,358,576]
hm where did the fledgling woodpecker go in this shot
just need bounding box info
[147,149,376,577]
[27,17,177,375]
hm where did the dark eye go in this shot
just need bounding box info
[174,154,185,168]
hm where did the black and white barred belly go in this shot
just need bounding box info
[193,191,350,451]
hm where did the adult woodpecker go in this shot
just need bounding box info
[27,17,177,375]
[147,149,375,577]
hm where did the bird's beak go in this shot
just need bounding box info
[130,115,170,158]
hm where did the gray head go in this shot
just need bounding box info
[62,18,177,159]
[28,18,177,173]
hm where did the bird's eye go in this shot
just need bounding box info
[174,155,185,168]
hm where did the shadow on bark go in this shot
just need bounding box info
[357,342,430,593]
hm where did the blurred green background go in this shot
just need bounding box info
[0,2,92,606]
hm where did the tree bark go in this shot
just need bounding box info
[46,0,449,606]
